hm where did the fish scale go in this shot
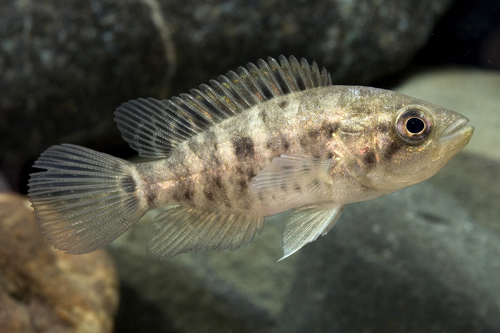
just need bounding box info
[28,55,473,260]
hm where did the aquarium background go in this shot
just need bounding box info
[0,0,499,332]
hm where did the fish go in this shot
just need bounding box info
[28,55,474,260]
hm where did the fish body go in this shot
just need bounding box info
[28,56,474,260]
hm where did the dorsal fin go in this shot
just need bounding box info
[114,55,332,157]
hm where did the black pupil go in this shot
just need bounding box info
[406,117,425,134]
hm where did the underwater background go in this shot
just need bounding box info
[1,0,499,332]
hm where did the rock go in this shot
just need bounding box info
[0,194,119,333]
[1,0,453,182]
[277,182,500,333]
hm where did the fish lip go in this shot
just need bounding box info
[434,116,474,161]
[440,116,474,141]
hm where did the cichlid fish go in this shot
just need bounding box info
[28,55,474,260]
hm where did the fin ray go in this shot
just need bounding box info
[147,207,265,258]
[280,204,346,260]
[28,144,145,254]
[250,155,335,215]
[114,55,332,157]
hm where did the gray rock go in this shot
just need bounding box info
[1,0,452,169]
[277,180,500,333]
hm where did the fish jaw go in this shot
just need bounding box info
[434,116,474,162]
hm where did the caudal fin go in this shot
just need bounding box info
[28,144,145,254]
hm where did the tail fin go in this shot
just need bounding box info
[28,144,145,254]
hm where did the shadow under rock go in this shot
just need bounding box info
[114,284,176,333]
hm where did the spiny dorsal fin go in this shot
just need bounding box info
[114,55,332,157]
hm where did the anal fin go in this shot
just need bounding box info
[280,203,346,261]
[147,206,265,258]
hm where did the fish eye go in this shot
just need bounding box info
[396,106,432,143]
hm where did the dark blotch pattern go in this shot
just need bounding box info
[172,179,195,204]
[299,121,339,151]
[384,141,403,159]
[377,122,391,133]
[233,136,255,158]
[238,179,248,193]
[321,121,340,136]
[363,149,377,167]
[204,188,215,201]
[266,133,290,155]
[146,188,158,207]
[120,174,136,194]
[279,100,289,109]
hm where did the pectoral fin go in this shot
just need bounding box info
[250,155,335,215]
[280,203,346,261]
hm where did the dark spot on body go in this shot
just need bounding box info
[308,128,320,139]
[280,182,287,190]
[210,152,221,166]
[313,178,320,187]
[260,109,267,122]
[266,134,290,154]
[233,136,255,158]
[188,140,202,157]
[330,123,340,135]
[327,152,334,159]
[247,169,256,180]
[238,179,248,193]
[279,100,289,109]
[299,136,309,148]
[214,175,222,188]
[384,141,403,159]
[203,173,227,203]
[204,188,215,201]
[172,181,194,203]
[146,188,157,207]
[182,188,194,201]
[120,175,136,193]
[294,183,301,191]
[282,138,290,151]
[283,164,293,170]
[363,149,377,167]
[314,154,320,159]
[321,121,340,136]
[377,122,391,132]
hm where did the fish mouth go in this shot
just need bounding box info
[441,116,474,140]
[435,116,474,160]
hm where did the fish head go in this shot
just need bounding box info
[364,96,474,191]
